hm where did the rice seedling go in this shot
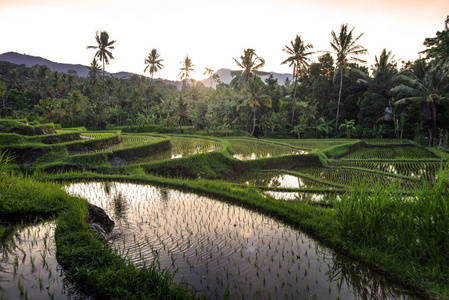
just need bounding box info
[341,146,437,160]
[297,166,417,189]
[331,160,442,180]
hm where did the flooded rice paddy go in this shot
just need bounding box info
[330,161,442,181]
[66,182,421,299]
[228,171,334,189]
[227,139,308,160]
[135,137,222,163]
[0,221,79,300]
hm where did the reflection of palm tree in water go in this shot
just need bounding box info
[159,189,169,209]
[113,192,127,221]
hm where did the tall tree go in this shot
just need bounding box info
[392,60,449,146]
[231,48,265,90]
[331,24,368,129]
[281,35,314,125]
[36,65,50,102]
[357,49,398,129]
[88,58,101,98]
[238,76,271,136]
[144,48,165,110]
[178,55,195,85]
[87,31,116,104]
[7,69,20,90]
[421,15,449,61]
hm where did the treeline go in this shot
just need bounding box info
[0,18,448,146]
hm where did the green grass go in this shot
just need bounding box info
[363,139,412,145]
[334,172,449,297]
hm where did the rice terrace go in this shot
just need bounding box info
[1,8,449,300]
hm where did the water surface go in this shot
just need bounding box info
[0,221,80,300]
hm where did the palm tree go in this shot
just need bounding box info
[281,35,314,125]
[178,55,195,86]
[238,76,271,136]
[87,31,116,103]
[8,69,20,90]
[36,65,50,102]
[231,49,266,90]
[144,49,165,110]
[88,58,101,91]
[392,60,449,146]
[331,24,368,129]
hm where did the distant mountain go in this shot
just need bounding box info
[201,68,292,88]
[0,52,291,90]
[0,52,93,77]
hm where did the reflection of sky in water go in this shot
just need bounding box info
[136,141,221,163]
[232,172,333,189]
[268,174,306,188]
[0,222,79,300]
[66,182,420,300]
[233,150,308,161]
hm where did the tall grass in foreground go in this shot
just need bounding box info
[334,168,449,279]
[0,150,13,173]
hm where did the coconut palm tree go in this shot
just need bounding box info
[238,76,271,136]
[392,60,449,146]
[178,55,195,86]
[231,48,266,90]
[331,24,368,129]
[36,65,50,102]
[281,35,314,125]
[87,31,116,104]
[88,58,101,92]
[144,48,164,110]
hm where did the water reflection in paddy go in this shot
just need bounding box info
[135,137,221,163]
[229,171,332,189]
[233,150,308,161]
[0,222,79,300]
[66,182,421,299]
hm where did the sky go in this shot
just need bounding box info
[0,0,448,81]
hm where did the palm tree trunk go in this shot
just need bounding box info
[251,105,256,136]
[179,116,183,133]
[335,68,344,130]
[102,60,107,105]
[148,77,152,112]
[291,75,298,126]
[430,102,437,146]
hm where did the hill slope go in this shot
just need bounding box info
[0,52,292,90]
